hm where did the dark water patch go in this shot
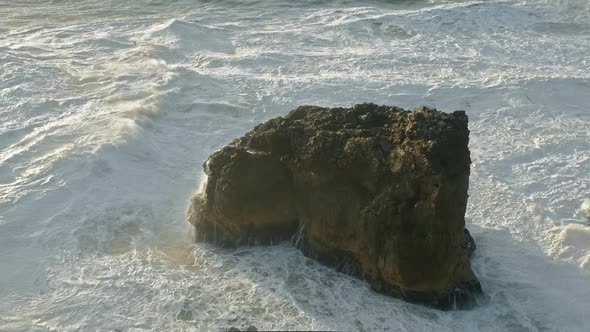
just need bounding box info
[533,22,590,36]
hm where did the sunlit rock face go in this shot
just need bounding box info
[188,104,482,310]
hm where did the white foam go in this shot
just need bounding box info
[549,224,590,270]
[579,198,590,219]
[1,0,590,330]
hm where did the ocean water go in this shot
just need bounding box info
[1,0,589,330]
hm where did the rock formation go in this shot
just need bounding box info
[188,104,482,310]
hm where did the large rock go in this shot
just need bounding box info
[188,104,482,309]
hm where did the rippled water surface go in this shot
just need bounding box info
[1,0,590,331]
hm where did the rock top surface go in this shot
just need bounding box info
[188,104,482,309]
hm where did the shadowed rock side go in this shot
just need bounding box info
[188,104,482,310]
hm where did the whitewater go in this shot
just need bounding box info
[1,0,589,330]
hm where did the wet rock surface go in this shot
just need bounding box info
[188,104,482,310]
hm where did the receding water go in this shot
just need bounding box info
[1,0,589,330]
